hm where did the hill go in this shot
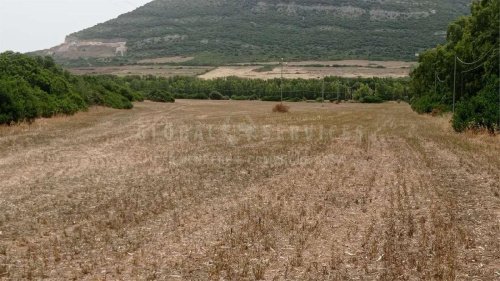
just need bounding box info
[44,0,471,65]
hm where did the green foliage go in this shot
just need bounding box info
[411,96,438,114]
[410,0,499,133]
[261,96,282,102]
[0,52,142,124]
[353,84,372,100]
[361,95,384,103]
[0,52,411,125]
[115,75,409,103]
[231,95,258,100]
[0,52,88,124]
[452,77,499,133]
[59,0,470,65]
[174,92,209,100]
[209,91,224,100]
[147,89,175,103]
[78,75,137,109]
[285,97,302,102]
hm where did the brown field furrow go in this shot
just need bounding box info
[0,100,498,280]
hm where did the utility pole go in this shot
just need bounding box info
[435,72,437,96]
[280,58,284,103]
[337,83,340,101]
[453,56,457,113]
[322,76,325,102]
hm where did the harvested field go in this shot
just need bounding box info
[0,100,498,280]
[137,56,195,64]
[68,65,213,77]
[68,60,416,80]
[200,60,415,80]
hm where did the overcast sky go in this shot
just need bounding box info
[0,0,153,53]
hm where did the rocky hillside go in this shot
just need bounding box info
[50,0,472,64]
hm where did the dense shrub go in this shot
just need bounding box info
[360,95,383,103]
[147,89,175,103]
[410,0,499,133]
[209,91,224,100]
[0,52,142,124]
[173,93,208,99]
[190,93,209,100]
[353,84,372,101]
[261,96,281,102]
[79,76,135,109]
[124,75,408,104]
[452,78,499,133]
[285,97,302,102]
[411,96,436,113]
[231,95,250,100]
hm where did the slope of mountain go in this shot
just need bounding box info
[48,0,472,65]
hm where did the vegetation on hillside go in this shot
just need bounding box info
[410,0,499,133]
[61,0,470,65]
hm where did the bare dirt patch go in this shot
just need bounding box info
[0,101,498,280]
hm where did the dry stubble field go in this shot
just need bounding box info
[0,100,499,280]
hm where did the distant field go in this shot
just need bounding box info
[0,100,498,280]
[68,65,213,77]
[68,60,416,79]
[137,56,195,64]
[200,60,415,80]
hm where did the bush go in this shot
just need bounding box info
[174,93,208,100]
[231,94,259,100]
[209,91,224,100]
[272,103,289,113]
[411,96,436,113]
[189,93,209,100]
[231,95,250,100]
[452,79,499,134]
[261,96,281,102]
[0,53,111,124]
[285,97,302,102]
[360,95,383,103]
[316,97,325,103]
[147,89,175,103]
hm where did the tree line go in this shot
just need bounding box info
[410,0,499,133]
[0,52,146,124]
[124,75,409,103]
[0,51,410,125]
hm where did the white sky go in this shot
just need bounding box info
[0,0,153,53]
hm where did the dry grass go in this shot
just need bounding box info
[0,100,498,280]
